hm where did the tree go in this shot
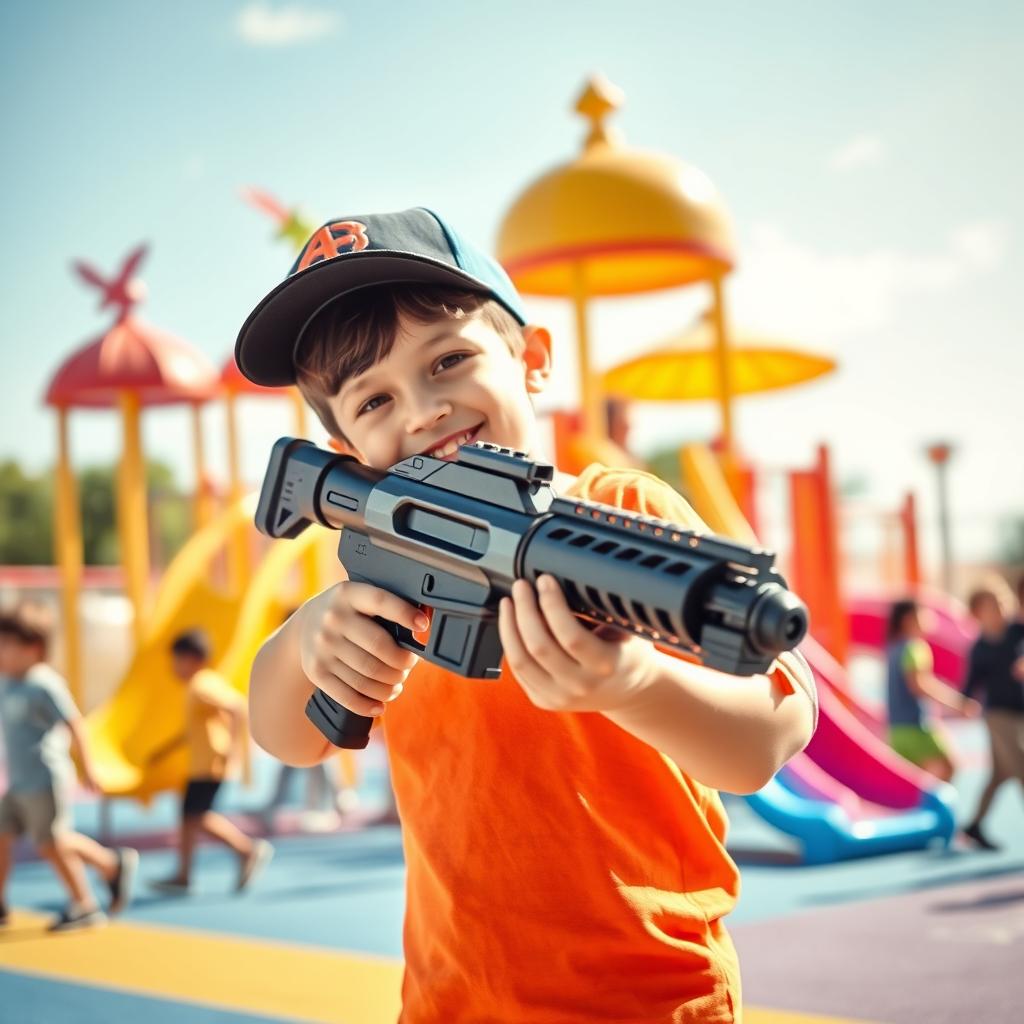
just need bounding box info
[0,460,54,563]
[0,459,192,566]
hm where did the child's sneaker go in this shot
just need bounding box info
[236,839,274,892]
[48,904,107,932]
[107,847,140,915]
[148,876,191,895]
[962,823,1000,851]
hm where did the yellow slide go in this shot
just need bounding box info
[84,497,331,800]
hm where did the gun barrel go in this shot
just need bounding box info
[520,500,807,673]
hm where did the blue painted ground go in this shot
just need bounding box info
[7,718,1022,946]
[0,972,301,1024]
[3,714,1022,1024]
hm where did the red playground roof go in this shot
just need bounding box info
[45,317,221,408]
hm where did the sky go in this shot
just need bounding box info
[1,0,1021,568]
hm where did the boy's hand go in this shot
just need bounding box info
[499,575,655,713]
[80,763,103,794]
[960,695,983,718]
[299,582,423,717]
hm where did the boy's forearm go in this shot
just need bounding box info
[920,674,968,712]
[602,651,815,794]
[249,596,334,766]
[67,719,97,775]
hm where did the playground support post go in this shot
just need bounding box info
[709,275,735,455]
[900,492,922,589]
[571,261,603,443]
[53,407,83,705]
[788,444,848,664]
[117,391,150,643]
[190,401,213,529]
[926,443,954,593]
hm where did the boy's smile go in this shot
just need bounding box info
[327,312,551,470]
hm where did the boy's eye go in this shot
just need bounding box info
[358,394,390,416]
[435,352,468,373]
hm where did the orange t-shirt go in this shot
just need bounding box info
[185,668,244,780]
[384,463,797,1023]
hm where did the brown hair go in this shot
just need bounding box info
[294,284,525,442]
[0,601,55,657]
[967,588,1000,616]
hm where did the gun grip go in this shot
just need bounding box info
[304,612,427,749]
[305,688,374,750]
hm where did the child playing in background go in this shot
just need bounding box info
[959,586,1024,850]
[149,629,272,893]
[885,598,980,782]
[0,603,137,931]
[234,209,817,1021]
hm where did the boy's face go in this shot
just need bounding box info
[326,312,551,470]
[973,593,1006,633]
[171,652,204,681]
[0,635,40,678]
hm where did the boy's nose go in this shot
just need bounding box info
[405,399,452,435]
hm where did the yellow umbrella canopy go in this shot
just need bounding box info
[604,342,836,401]
[603,313,836,403]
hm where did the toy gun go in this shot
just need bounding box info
[256,438,809,749]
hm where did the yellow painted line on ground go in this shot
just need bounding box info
[0,910,402,1024]
[0,909,879,1024]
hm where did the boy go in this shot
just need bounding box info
[884,598,980,781]
[236,209,817,1021]
[960,587,1024,851]
[0,603,137,931]
[150,630,272,893]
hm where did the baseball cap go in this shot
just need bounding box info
[235,208,527,387]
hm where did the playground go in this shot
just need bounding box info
[2,7,1023,1023]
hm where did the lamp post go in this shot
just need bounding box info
[925,442,954,593]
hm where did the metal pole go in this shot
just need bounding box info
[926,443,954,593]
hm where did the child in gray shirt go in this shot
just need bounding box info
[0,603,138,931]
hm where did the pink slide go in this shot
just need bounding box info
[745,636,957,862]
[848,587,977,687]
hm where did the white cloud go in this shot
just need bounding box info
[828,134,885,171]
[949,221,1010,271]
[236,2,341,46]
[729,220,1011,340]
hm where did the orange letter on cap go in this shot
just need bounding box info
[296,221,370,271]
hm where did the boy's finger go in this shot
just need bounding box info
[330,659,405,703]
[535,574,608,663]
[511,579,575,675]
[307,664,389,718]
[346,582,429,633]
[331,634,410,684]
[347,615,421,671]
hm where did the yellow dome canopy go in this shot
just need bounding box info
[497,76,736,297]
[603,315,837,402]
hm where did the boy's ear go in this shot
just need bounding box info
[521,325,552,395]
